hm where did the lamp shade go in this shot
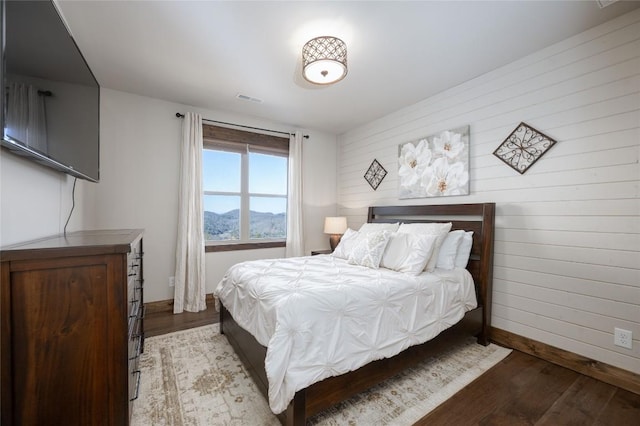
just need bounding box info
[302,36,347,85]
[323,217,347,235]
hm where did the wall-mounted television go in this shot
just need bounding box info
[1,0,100,182]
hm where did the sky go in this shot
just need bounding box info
[203,150,287,214]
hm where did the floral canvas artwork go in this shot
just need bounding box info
[398,125,470,199]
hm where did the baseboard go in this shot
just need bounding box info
[145,293,216,315]
[490,327,640,395]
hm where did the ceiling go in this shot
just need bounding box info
[55,0,640,135]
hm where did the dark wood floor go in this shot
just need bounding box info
[416,351,640,425]
[144,305,218,337]
[145,309,640,425]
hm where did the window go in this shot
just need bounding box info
[202,125,289,251]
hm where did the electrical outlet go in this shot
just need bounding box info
[614,328,632,349]
[168,276,175,287]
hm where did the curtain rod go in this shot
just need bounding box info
[5,86,52,96]
[175,113,309,139]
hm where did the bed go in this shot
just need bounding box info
[217,203,495,425]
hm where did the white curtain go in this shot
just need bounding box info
[285,131,304,257]
[5,83,48,153]
[174,112,207,313]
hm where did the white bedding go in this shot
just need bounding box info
[214,254,477,414]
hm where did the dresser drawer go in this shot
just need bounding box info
[126,237,143,338]
[128,311,142,419]
[127,236,144,421]
[1,229,144,425]
[128,319,142,363]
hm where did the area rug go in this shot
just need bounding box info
[131,324,511,425]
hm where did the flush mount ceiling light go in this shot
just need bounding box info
[302,36,347,85]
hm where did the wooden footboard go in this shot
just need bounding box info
[221,304,483,425]
[220,202,495,425]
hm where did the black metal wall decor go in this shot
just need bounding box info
[364,159,387,190]
[493,122,557,174]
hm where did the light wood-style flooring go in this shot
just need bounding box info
[145,308,640,425]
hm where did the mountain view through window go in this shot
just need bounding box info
[203,149,287,242]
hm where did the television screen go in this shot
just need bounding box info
[1,0,100,182]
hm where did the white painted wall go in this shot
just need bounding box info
[0,142,89,246]
[86,88,337,303]
[337,10,640,374]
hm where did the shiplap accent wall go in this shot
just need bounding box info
[337,10,640,374]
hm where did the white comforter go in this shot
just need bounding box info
[214,255,477,414]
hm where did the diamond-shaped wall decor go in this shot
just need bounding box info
[493,122,557,174]
[364,159,387,190]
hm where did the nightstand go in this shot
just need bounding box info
[311,249,332,256]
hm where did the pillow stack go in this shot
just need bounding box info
[332,222,474,274]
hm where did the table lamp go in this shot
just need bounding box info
[323,216,348,251]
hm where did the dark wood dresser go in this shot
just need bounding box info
[1,229,144,425]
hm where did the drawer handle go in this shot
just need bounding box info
[130,370,142,401]
[140,305,146,319]
[129,334,142,361]
[129,300,140,319]
[129,300,139,315]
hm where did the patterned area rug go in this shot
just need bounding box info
[131,324,511,425]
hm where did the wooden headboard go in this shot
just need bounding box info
[367,203,495,342]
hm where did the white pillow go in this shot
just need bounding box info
[436,230,465,270]
[358,222,400,234]
[332,228,359,259]
[380,233,438,275]
[454,231,474,268]
[397,222,452,272]
[347,230,392,269]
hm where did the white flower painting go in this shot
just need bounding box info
[398,125,470,199]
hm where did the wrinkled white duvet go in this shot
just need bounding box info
[214,255,477,414]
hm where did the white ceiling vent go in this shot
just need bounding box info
[236,94,263,104]
[596,0,619,9]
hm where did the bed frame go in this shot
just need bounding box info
[220,203,495,425]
